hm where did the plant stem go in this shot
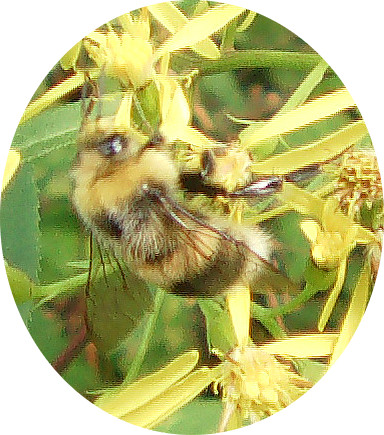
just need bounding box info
[268,283,321,316]
[252,303,286,339]
[172,50,326,75]
[123,288,165,384]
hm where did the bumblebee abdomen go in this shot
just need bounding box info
[170,239,247,297]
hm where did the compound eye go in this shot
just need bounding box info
[99,135,126,156]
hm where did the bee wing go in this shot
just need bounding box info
[86,239,153,354]
[154,191,302,296]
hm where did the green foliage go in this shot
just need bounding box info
[1,164,40,281]
[155,397,223,434]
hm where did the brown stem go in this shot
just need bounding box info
[51,324,89,375]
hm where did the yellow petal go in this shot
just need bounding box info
[95,350,199,418]
[148,2,220,59]
[260,333,338,357]
[155,4,244,60]
[60,40,82,70]
[318,259,348,331]
[300,219,321,244]
[114,35,154,88]
[114,92,133,129]
[118,11,150,40]
[148,2,189,34]
[260,388,279,405]
[226,285,251,348]
[20,70,99,124]
[330,262,370,365]
[250,120,368,176]
[236,10,257,32]
[2,149,21,191]
[279,183,377,246]
[240,88,356,148]
[86,31,107,46]
[176,125,217,150]
[157,78,190,141]
[122,366,219,429]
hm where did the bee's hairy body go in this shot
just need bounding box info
[72,124,269,297]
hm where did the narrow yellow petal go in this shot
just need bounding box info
[118,11,150,40]
[148,2,188,34]
[226,285,251,348]
[176,125,217,150]
[95,350,199,418]
[2,149,21,191]
[60,40,82,70]
[300,219,321,244]
[148,2,220,59]
[318,259,347,332]
[86,31,107,46]
[20,70,99,124]
[251,120,368,176]
[330,262,370,365]
[114,91,133,129]
[260,333,338,357]
[155,4,244,60]
[160,84,190,141]
[240,88,356,148]
[156,75,176,122]
[236,10,257,32]
[122,367,217,429]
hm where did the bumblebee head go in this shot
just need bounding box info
[72,119,179,216]
[77,117,149,164]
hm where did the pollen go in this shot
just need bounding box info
[218,345,311,424]
[335,150,383,214]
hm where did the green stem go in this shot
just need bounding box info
[123,288,165,384]
[267,283,321,317]
[252,303,286,339]
[172,50,326,75]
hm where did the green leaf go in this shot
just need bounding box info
[155,397,223,434]
[295,359,328,383]
[12,100,83,158]
[1,163,40,281]
[198,298,237,353]
[86,260,154,354]
[4,262,33,304]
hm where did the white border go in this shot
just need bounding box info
[1,1,383,434]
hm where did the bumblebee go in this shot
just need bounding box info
[71,119,284,298]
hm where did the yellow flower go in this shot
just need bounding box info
[300,219,357,269]
[85,30,154,89]
[335,149,383,215]
[219,345,311,426]
[216,333,337,430]
[202,146,253,192]
[300,197,359,269]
